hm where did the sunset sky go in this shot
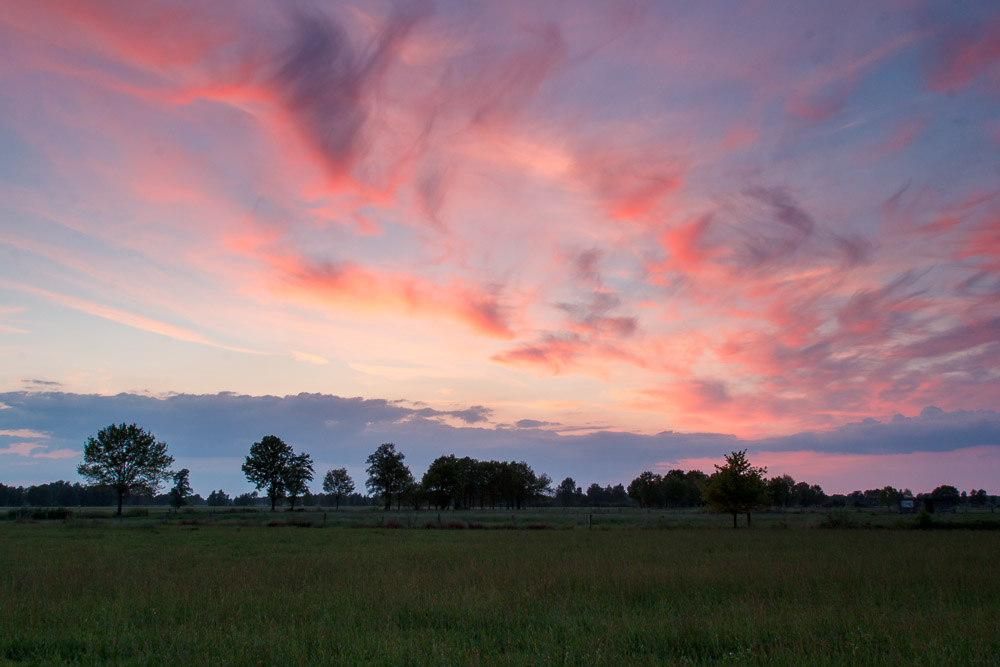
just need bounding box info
[2,1,999,496]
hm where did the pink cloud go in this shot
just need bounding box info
[1,282,265,355]
[33,448,82,460]
[0,442,42,456]
[276,259,514,339]
[491,334,635,376]
[0,429,47,438]
[928,14,1000,93]
[722,123,757,150]
[573,146,684,223]
[858,118,927,162]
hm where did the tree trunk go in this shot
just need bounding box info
[335,495,340,511]
[270,493,277,512]
[732,512,737,529]
[746,511,752,527]
[117,490,124,517]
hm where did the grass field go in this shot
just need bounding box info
[2,515,998,665]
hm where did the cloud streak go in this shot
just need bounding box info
[2,1,999,491]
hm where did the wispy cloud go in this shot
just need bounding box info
[2,1,999,492]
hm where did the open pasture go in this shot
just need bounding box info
[2,521,998,665]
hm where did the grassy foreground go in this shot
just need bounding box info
[2,522,998,665]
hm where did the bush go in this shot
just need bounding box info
[6,508,72,521]
[818,511,855,529]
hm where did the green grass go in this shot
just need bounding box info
[1,521,998,664]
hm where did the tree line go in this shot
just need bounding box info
[2,423,994,521]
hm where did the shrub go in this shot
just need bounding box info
[818,511,854,529]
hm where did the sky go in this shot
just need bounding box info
[1,0,999,497]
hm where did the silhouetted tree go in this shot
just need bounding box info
[877,485,903,510]
[366,443,411,510]
[627,471,662,508]
[77,423,174,517]
[242,435,294,511]
[168,469,192,509]
[931,485,961,504]
[585,483,607,506]
[423,455,465,510]
[233,491,258,507]
[321,468,355,510]
[206,489,231,506]
[556,477,582,506]
[283,452,314,511]
[793,482,826,507]
[767,474,795,508]
[703,450,768,528]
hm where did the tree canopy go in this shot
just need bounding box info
[703,450,768,528]
[77,423,174,516]
[242,435,312,511]
[282,453,314,511]
[321,468,355,511]
[168,468,192,509]
[366,443,412,510]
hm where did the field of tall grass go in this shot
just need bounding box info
[2,518,998,664]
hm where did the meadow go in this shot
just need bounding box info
[2,511,998,665]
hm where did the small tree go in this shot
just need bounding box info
[322,468,355,511]
[242,435,294,511]
[206,489,231,507]
[77,423,174,516]
[168,468,192,509]
[233,491,258,507]
[703,450,768,528]
[365,443,411,510]
[283,453,314,511]
[556,477,580,507]
[766,474,795,508]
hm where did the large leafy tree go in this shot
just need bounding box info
[321,468,355,511]
[766,474,795,508]
[242,435,294,511]
[627,471,663,508]
[282,453,314,511]
[365,443,411,510]
[703,449,768,528]
[77,423,174,516]
[931,485,961,505]
[422,454,466,510]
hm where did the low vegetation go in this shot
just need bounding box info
[2,515,998,664]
